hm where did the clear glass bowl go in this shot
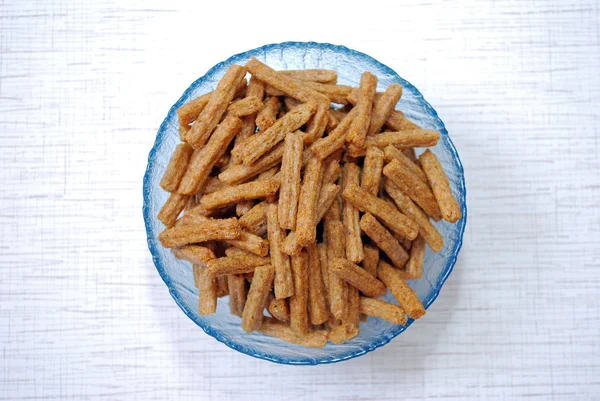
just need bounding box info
[143,42,467,365]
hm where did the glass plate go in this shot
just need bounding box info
[143,42,467,365]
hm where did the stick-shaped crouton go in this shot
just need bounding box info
[206,253,270,277]
[220,142,284,184]
[158,193,190,227]
[384,179,444,252]
[366,130,440,149]
[324,219,348,320]
[385,110,422,131]
[172,245,216,265]
[347,89,421,133]
[322,153,341,184]
[230,78,265,165]
[200,178,280,210]
[329,257,387,297]
[280,69,337,83]
[174,212,267,256]
[359,297,407,325]
[282,181,342,254]
[246,76,265,100]
[226,96,263,117]
[197,264,218,315]
[299,81,353,104]
[161,144,194,192]
[186,65,246,147]
[245,58,330,105]
[242,264,275,332]
[383,159,442,221]
[289,251,309,334]
[158,218,241,248]
[368,84,403,136]
[177,79,247,126]
[178,115,242,194]
[309,107,358,160]
[242,102,316,165]
[361,147,385,195]
[378,261,426,319]
[383,145,428,185]
[266,203,294,299]
[346,72,378,156]
[306,243,329,325]
[418,149,462,223]
[295,157,323,247]
[303,103,329,145]
[228,275,248,317]
[177,93,211,126]
[341,163,364,263]
[224,230,269,256]
[342,183,418,240]
[360,213,409,268]
[278,133,303,230]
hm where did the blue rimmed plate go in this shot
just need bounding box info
[143,41,467,365]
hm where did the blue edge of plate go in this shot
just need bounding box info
[142,41,467,365]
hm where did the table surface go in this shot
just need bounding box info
[1,1,599,400]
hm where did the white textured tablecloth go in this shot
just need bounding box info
[1,1,599,399]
